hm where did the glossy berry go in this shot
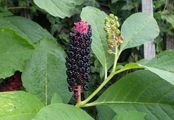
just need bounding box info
[66,20,92,94]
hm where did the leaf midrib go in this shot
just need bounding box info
[92,101,174,106]
[45,50,48,105]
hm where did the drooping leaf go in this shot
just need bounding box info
[97,105,116,120]
[161,14,174,28]
[116,51,174,86]
[113,111,145,120]
[0,16,54,44]
[0,91,43,120]
[34,0,85,18]
[139,50,174,72]
[0,28,34,79]
[33,103,94,120]
[81,6,114,70]
[120,13,159,51]
[95,70,174,120]
[139,50,174,85]
[22,39,72,105]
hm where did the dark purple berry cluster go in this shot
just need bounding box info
[66,21,92,94]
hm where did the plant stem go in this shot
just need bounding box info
[75,71,115,107]
[76,47,120,107]
[8,6,28,10]
[76,85,81,104]
[75,64,143,107]
[111,47,118,73]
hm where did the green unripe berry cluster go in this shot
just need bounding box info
[104,14,123,50]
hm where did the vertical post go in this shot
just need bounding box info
[142,0,156,59]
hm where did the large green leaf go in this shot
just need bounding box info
[34,0,85,18]
[81,6,113,70]
[139,50,174,85]
[22,39,72,105]
[95,70,174,120]
[33,103,94,120]
[120,13,159,51]
[97,105,116,120]
[0,91,43,120]
[113,111,145,120]
[51,93,63,104]
[0,28,34,78]
[0,16,54,44]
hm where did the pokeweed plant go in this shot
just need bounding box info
[73,14,125,107]
[73,13,155,108]
[1,2,174,120]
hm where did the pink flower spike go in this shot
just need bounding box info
[74,20,89,34]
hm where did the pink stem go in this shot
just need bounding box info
[76,85,81,103]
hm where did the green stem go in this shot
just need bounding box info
[75,71,115,107]
[76,47,120,108]
[75,65,143,108]
[111,47,118,73]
